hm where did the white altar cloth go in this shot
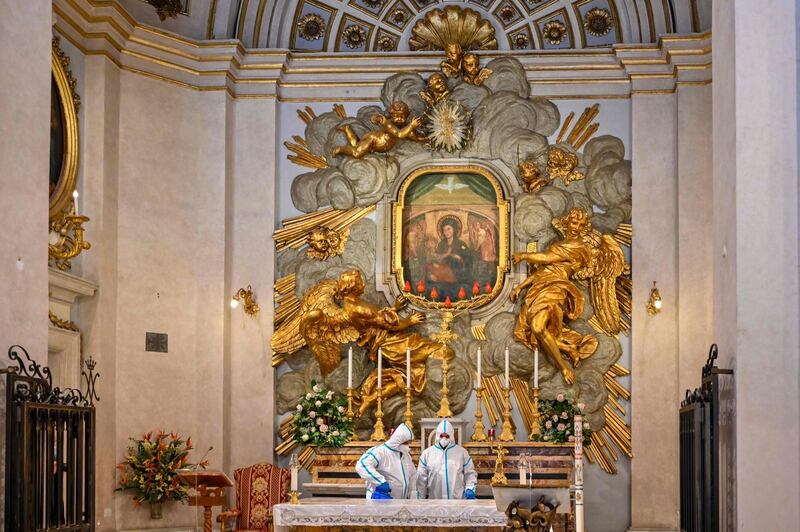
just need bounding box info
[273,498,507,530]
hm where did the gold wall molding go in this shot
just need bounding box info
[54,0,711,101]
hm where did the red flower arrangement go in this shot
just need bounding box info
[116,431,206,505]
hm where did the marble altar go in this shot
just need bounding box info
[273,498,506,531]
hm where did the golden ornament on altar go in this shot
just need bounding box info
[332,101,427,159]
[306,226,349,260]
[511,208,626,385]
[270,270,452,417]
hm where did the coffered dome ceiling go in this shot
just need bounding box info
[119,0,710,50]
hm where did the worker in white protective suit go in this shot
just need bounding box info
[355,423,416,500]
[416,419,478,500]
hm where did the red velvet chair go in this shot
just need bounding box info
[217,463,291,532]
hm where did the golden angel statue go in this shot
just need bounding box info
[419,72,449,108]
[332,101,427,159]
[510,208,626,384]
[271,269,452,415]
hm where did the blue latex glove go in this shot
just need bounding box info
[464,488,476,500]
[371,490,393,500]
[375,482,392,495]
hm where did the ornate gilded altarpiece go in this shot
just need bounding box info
[272,49,632,474]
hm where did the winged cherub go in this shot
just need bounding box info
[461,52,492,85]
[332,101,427,159]
[419,72,449,108]
[271,270,452,416]
[510,208,625,384]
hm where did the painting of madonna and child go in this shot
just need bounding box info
[400,170,503,303]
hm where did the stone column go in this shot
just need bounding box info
[77,54,121,531]
[223,95,278,473]
[676,84,714,394]
[629,92,680,532]
[712,1,800,530]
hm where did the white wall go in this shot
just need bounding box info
[0,0,52,524]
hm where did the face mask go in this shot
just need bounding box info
[439,437,450,448]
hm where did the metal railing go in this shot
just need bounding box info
[4,345,99,532]
[679,344,733,532]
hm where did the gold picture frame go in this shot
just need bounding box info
[391,164,510,311]
[50,37,80,223]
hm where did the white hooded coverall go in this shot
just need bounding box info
[355,423,416,499]
[416,419,478,499]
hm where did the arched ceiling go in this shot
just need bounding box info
[119,0,710,50]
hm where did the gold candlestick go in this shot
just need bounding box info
[436,355,453,418]
[471,385,487,441]
[528,386,541,441]
[371,387,386,441]
[499,385,515,442]
[346,387,359,441]
[404,385,414,429]
[289,491,300,504]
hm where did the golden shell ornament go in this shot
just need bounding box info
[342,25,367,48]
[409,5,498,51]
[584,7,614,37]
[297,13,325,41]
[543,20,568,45]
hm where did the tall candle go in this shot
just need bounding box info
[406,348,411,388]
[348,347,353,388]
[477,347,482,386]
[534,349,539,388]
[290,466,298,492]
[519,460,527,486]
[377,348,382,390]
[504,347,510,388]
[72,190,79,214]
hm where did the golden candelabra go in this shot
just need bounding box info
[48,214,91,271]
[432,310,458,418]
[346,387,359,441]
[528,386,541,441]
[436,355,453,418]
[499,384,515,442]
[404,385,414,429]
[471,384,488,441]
[370,387,387,441]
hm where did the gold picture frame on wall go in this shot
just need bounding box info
[392,164,510,310]
[50,37,80,223]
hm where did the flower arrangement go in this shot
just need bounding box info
[532,394,593,445]
[116,431,206,506]
[293,381,354,447]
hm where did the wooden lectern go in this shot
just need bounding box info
[178,470,233,532]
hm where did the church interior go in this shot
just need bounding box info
[1,0,798,531]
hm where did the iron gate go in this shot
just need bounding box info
[4,345,99,532]
[679,344,733,532]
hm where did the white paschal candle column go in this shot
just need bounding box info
[574,414,584,532]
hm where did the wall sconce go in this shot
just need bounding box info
[647,281,662,315]
[231,285,259,316]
